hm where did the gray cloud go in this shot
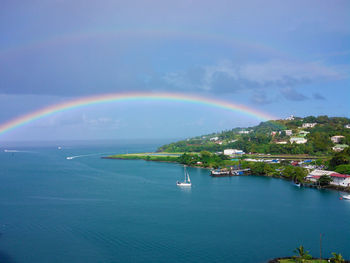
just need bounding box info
[313,92,326,100]
[280,87,308,101]
[251,91,276,105]
[158,59,345,94]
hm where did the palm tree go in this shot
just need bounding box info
[330,252,344,263]
[293,245,312,262]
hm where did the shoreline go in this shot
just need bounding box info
[103,153,350,194]
[268,257,350,263]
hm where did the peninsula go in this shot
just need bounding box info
[105,115,350,192]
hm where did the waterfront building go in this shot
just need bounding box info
[223,149,245,155]
[330,173,350,187]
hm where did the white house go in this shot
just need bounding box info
[285,130,293,136]
[332,144,349,152]
[306,170,335,182]
[331,135,345,143]
[238,130,250,134]
[223,149,245,155]
[285,115,295,121]
[345,124,350,129]
[302,123,317,128]
[275,141,288,144]
[210,137,219,141]
[290,137,307,144]
[330,173,350,187]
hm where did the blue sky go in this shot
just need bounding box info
[0,0,349,141]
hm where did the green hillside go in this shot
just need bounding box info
[157,116,350,155]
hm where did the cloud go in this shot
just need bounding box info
[313,92,326,100]
[251,91,275,105]
[158,59,345,94]
[280,87,308,101]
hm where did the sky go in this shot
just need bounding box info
[0,0,349,141]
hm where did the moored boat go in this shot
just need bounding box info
[177,166,191,187]
[342,194,350,200]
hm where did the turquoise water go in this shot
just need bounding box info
[0,142,349,263]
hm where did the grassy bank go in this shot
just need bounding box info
[103,152,182,162]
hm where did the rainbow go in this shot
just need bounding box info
[0,92,277,136]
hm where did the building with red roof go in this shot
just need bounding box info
[330,173,350,187]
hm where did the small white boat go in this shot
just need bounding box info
[177,166,191,187]
[342,194,350,200]
[66,156,74,160]
[294,183,301,187]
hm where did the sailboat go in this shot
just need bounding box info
[177,166,191,187]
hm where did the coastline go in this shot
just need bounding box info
[103,153,350,194]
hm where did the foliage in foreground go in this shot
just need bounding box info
[277,245,346,263]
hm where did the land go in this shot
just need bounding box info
[269,258,340,263]
[270,259,328,263]
[103,152,182,162]
[157,115,350,156]
[104,115,350,193]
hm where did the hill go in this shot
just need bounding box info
[157,116,350,155]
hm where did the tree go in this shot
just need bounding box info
[293,245,312,262]
[318,175,332,186]
[330,252,345,263]
[335,164,350,175]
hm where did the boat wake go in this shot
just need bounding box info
[66,152,114,160]
[4,149,34,153]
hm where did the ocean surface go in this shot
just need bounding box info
[0,141,349,263]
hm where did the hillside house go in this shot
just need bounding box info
[345,124,350,129]
[290,137,307,144]
[332,144,349,152]
[302,123,317,128]
[210,137,219,141]
[285,115,295,121]
[275,141,288,144]
[331,135,345,143]
[238,130,250,134]
[285,130,293,136]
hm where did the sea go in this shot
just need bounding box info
[0,140,349,263]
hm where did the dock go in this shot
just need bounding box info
[210,168,251,177]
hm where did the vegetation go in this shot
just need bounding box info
[106,153,180,162]
[158,116,350,156]
[273,246,347,263]
[317,175,332,186]
[292,245,312,262]
[329,147,350,170]
[330,252,345,263]
[335,164,350,175]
